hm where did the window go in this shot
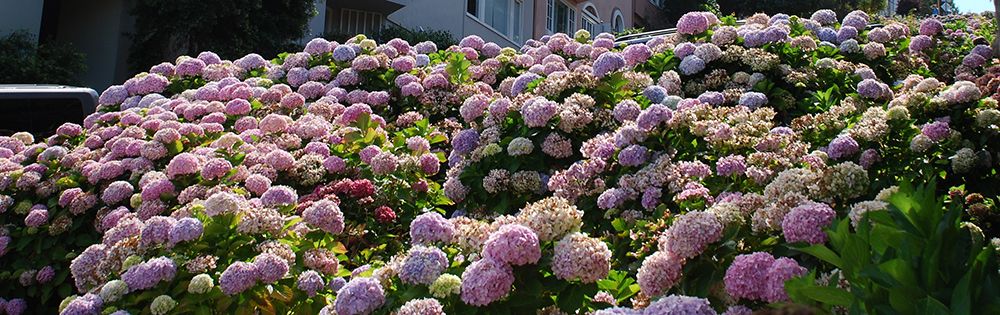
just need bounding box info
[334,9,385,36]
[546,0,554,32]
[513,0,523,43]
[581,4,600,36]
[467,0,477,15]
[483,0,509,34]
[612,9,625,33]
[469,0,520,39]
[547,0,576,34]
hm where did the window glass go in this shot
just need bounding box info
[484,0,509,35]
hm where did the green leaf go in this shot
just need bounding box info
[920,297,951,315]
[798,286,853,306]
[794,244,844,269]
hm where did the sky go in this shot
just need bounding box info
[955,0,994,13]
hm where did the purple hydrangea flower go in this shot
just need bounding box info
[410,212,455,244]
[297,270,324,297]
[452,129,479,154]
[168,217,203,245]
[219,261,259,295]
[121,257,177,291]
[460,258,514,306]
[678,55,706,75]
[332,45,357,62]
[782,201,836,244]
[763,258,807,302]
[738,92,768,108]
[644,294,715,315]
[643,85,668,103]
[827,135,859,160]
[60,293,103,315]
[399,245,449,285]
[921,120,950,142]
[261,185,297,207]
[724,252,775,301]
[483,224,541,266]
[302,200,344,234]
[335,277,385,315]
[618,145,649,167]
[677,12,711,35]
[856,79,891,100]
[593,52,627,78]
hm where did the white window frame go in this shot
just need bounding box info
[546,0,578,34]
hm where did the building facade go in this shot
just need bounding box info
[324,0,645,47]
[1,0,661,90]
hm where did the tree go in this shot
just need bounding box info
[128,0,316,72]
[0,31,86,85]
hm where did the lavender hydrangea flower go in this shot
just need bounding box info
[61,293,103,315]
[483,224,541,266]
[296,270,324,297]
[410,212,455,244]
[637,251,684,297]
[593,52,627,78]
[658,211,723,259]
[399,245,449,285]
[335,277,385,315]
[644,294,715,315]
[260,185,297,207]
[725,252,775,301]
[642,85,668,103]
[781,201,835,244]
[677,12,711,35]
[618,145,648,167]
[397,298,444,315]
[168,217,203,245]
[738,92,768,108]
[678,55,706,75]
[219,261,258,295]
[810,9,837,25]
[302,200,345,234]
[121,256,176,292]
[460,258,514,306]
[827,135,859,160]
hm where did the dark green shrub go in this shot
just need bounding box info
[0,31,86,85]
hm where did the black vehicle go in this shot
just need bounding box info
[0,84,97,137]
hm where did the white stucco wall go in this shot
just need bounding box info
[0,0,45,36]
[389,0,528,47]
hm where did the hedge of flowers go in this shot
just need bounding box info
[2,8,1000,315]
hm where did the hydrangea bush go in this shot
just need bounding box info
[1,8,1000,315]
